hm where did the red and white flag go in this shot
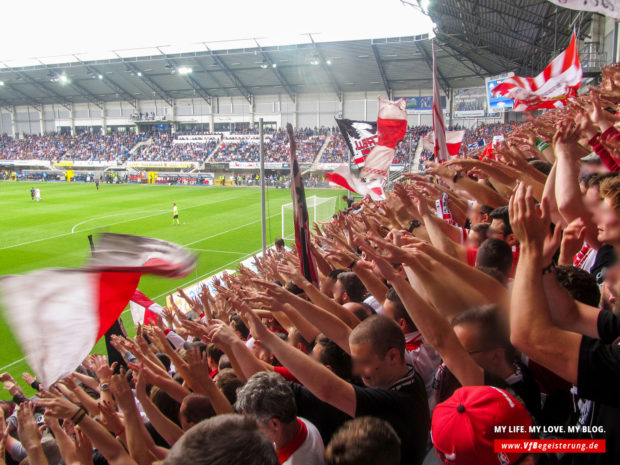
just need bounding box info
[0,234,196,387]
[491,32,582,111]
[129,289,164,326]
[432,42,450,162]
[326,98,407,200]
[421,130,465,157]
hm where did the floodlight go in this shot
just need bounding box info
[178,66,193,75]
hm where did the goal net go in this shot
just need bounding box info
[281,195,337,241]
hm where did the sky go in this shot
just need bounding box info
[0,0,434,66]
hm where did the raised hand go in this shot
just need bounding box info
[17,402,43,451]
[97,401,125,436]
[509,183,550,251]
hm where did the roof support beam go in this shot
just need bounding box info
[192,57,229,98]
[118,58,175,107]
[68,80,104,109]
[155,48,212,106]
[73,57,138,108]
[254,40,296,103]
[435,41,487,79]
[11,71,71,111]
[371,44,392,99]
[415,41,449,96]
[308,34,343,102]
[206,50,253,104]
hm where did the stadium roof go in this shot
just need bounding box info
[0,0,594,109]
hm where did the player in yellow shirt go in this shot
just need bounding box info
[172,203,179,225]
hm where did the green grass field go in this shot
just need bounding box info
[0,181,344,397]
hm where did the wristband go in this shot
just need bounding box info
[542,262,556,275]
[408,220,421,233]
[535,139,549,152]
[70,407,86,422]
[73,409,87,425]
[348,259,358,269]
[452,171,463,183]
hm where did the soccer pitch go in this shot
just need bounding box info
[0,181,344,396]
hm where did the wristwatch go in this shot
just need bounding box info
[100,383,110,392]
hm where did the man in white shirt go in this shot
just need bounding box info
[236,372,325,465]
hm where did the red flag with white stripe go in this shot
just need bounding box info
[491,32,582,111]
[421,130,465,156]
[0,234,196,387]
[432,41,450,161]
[129,289,164,326]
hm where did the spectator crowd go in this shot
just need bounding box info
[5,65,620,465]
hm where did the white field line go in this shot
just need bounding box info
[187,248,247,255]
[0,357,26,372]
[0,195,250,251]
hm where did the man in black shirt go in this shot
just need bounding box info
[236,301,430,465]
[510,183,620,465]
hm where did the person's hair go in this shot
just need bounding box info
[471,222,491,241]
[451,304,515,363]
[287,327,312,351]
[583,171,620,189]
[480,204,494,216]
[476,265,508,285]
[218,354,232,371]
[600,176,620,213]
[150,387,181,426]
[181,394,216,425]
[349,315,405,361]
[206,344,224,364]
[274,238,285,248]
[230,313,250,340]
[164,414,279,465]
[490,206,512,235]
[528,159,552,176]
[337,272,367,303]
[349,302,374,321]
[234,372,297,424]
[325,416,401,465]
[155,353,171,373]
[385,287,416,332]
[555,265,601,307]
[315,334,353,381]
[328,268,346,281]
[476,238,513,277]
[215,369,245,404]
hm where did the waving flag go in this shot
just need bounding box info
[0,234,196,387]
[326,99,407,200]
[287,124,319,286]
[467,139,485,151]
[432,41,450,161]
[335,119,378,167]
[421,130,465,157]
[491,32,582,111]
[129,289,164,326]
[545,0,620,20]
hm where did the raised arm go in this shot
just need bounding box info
[509,183,582,385]
[232,298,357,417]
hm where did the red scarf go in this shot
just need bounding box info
[406,333,423,352]
[277,419,308,464]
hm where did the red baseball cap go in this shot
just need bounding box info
[431,386,532,465]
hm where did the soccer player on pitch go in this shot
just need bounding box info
[172,202,179,225]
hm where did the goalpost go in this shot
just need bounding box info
[281,195,338,241]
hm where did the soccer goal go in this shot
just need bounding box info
[281,195,337,241]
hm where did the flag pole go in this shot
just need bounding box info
[259,118,267,255]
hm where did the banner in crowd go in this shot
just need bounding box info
[228,161,291,170]
[403,96,446,114]
[0,233,197,387]
[0,160,51,167]
[452,88,487,117]
[127,161,198,169]
[546,0,620,19]
[173,134,221,144]
[486,74,515,113]
[287,123,319,286]
[221,134,273,142]
[335,119,378,167]
[491,32,582,111]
